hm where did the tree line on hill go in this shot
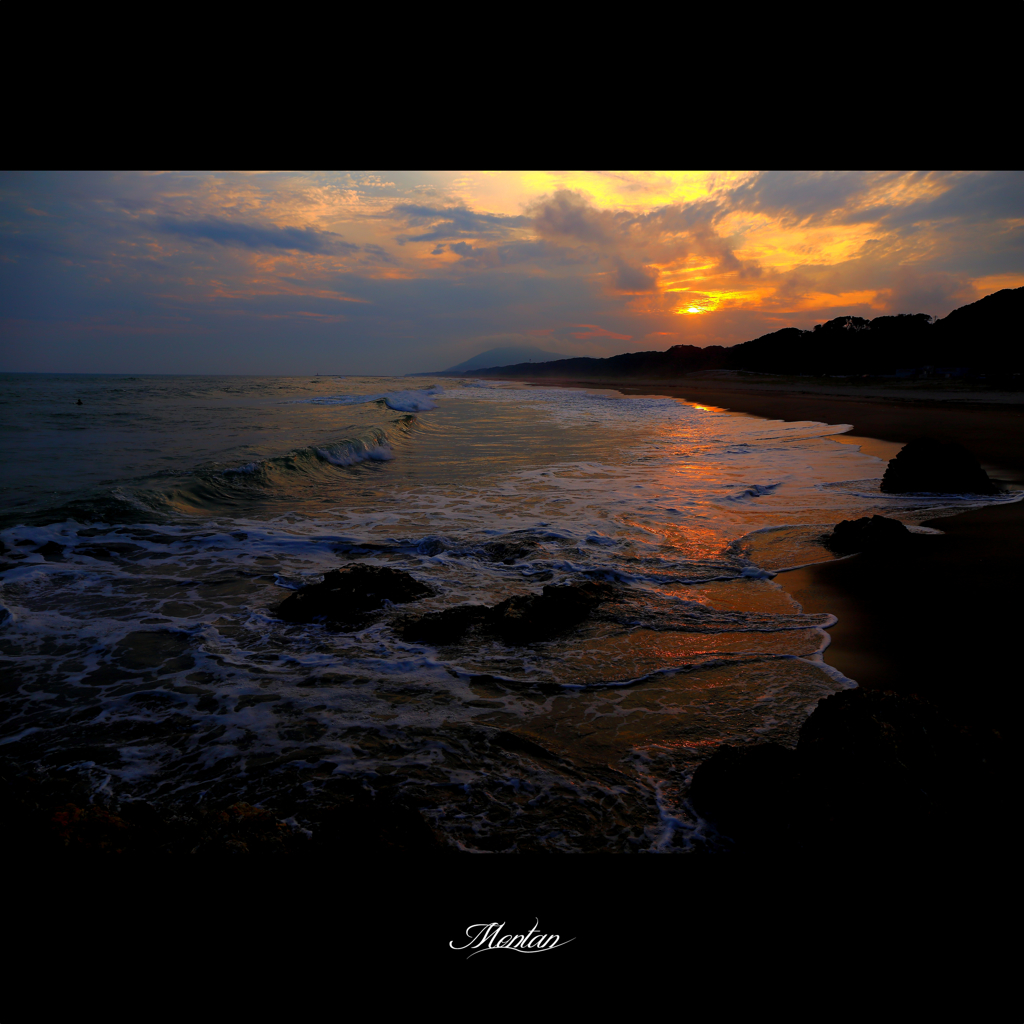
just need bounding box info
[462,287,1022,381]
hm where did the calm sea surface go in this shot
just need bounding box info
[1,373,1012,851]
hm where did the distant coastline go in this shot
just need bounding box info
[438,287,1023,385]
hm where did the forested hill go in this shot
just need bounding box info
[464,287,1022,380]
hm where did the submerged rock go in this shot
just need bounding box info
[822,515,911,554]
[881,438,998,494]
[34,541,66,561]
[276,564,432,625]
[400,581,614,645]
[400,604,490,643]
[488,582,613,642]
[480,539,538,564]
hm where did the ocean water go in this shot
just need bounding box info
[1,373,1015,852]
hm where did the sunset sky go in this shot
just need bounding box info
[2,170,1021,375]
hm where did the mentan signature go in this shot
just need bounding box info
[450,919,574,957]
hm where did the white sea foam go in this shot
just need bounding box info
[315,443,394,466]
[382,391,438,412]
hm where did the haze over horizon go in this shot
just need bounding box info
[2,170,1021,376]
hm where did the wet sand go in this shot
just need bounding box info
[506,375,1024,744]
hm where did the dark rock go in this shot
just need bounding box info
[416,538,448,556]
[822,515,912,554]
[881,438,998,494]
[487,581,613,643]
[400,581,614,646]
[688,688,1005,852]
[276,564,432,625]
[400,604,490,643]
[796,688,960,830]
[35,541,66,561]
[793,689,992,850]
[687,743,800,844]
[480,539,537,564]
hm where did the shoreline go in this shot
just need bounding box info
[491,374,1024,477]
[504,374,1024,744]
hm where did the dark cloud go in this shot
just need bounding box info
[724,171,1024,234]
[727,171,879,223]
[878,268,976,315]
[530,190,618,243]
[360,243,396,264]
[389,203,530,242]
[447,239,586,269]
[613,258,657,292]
[152,217,359,254]
[528,190,749,278]
[872,172,1024,229]
[529,190,724,245]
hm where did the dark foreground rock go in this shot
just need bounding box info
[881,438,998,494]
[822,515,912,554]
[276,564,432,625]
[401,581,614,645]
[689,688,1009,853]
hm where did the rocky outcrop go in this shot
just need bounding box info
[401,581,614,645]
[822,515,911,554]
[401,604,491,643]
[487,582,612,642]
[276,564,433,625]
[34,541,66,561]
[881,438,998,494]
[688,688,1006,852]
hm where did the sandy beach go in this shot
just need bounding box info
[503,374,1024,748]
